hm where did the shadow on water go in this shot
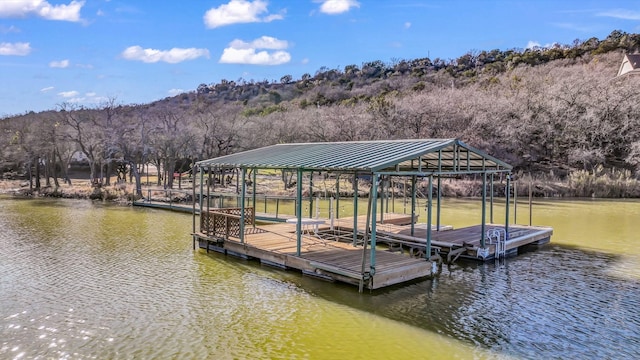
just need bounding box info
[211,243,640,359]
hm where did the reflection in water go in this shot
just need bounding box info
[1,197,639,359]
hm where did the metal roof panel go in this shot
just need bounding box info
[196,139,512,173]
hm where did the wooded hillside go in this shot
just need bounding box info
[2,30,640,196]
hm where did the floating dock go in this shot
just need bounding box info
[193,212,552,290]
[185,139,555,291]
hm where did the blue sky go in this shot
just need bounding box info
[1,0,639,116]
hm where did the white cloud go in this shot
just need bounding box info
[50,59,70,68]
[318,0,359,15]
[168,88,184,96]
[40,86,54,92]
[597,9,640,20]
[0,42,31,56]
[121,46,210,64]
[230,36,288,50]
[58,90,80,98]
[526,41,541,49]
[57,91,106,104]
[203,0,283,28]
[404,22,411,29]
[0,0,84,22]
[219,36,291,65]
[526,41,556,50]
[301,58,309,64]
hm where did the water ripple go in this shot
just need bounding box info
[2,198,640,359]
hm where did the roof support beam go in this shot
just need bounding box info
[252,168,257,228]
[481,172,487,249]
[436,175,441,232]
[505,173,511,242]
[296,169,303,256]
[411,175,416,237]
[240,167,246,243]
[426,175,433,260]
[369,174,379,276]
[374,169,512,177]
[353,172,359,246]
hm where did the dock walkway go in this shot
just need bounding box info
[195,213,434,290]
[194,212,552,290]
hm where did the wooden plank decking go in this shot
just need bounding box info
[195,213,435,290]
[194,211,553,289]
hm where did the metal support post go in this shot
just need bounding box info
[296,169,303,256]
[411,175,416,237]
[353,172,359,246]
[240,168,246,243]
[426,175,432,259]
[436,176,441,231]
[481,172,487,248]
[505,173,511,241]
[370,174,379,275]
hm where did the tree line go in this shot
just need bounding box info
[2,31,640,197]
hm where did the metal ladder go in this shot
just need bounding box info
[486,228,506,259]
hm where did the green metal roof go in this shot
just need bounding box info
[196,139,512,174]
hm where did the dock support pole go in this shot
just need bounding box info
[370,174,379,276]
[379,176,384,223]
[207,170,212,211]
[505,173,511,241]
[353,172,358,246]
[192,165,197,250]
[336,175,340,219]
[529,175,533,226]
[411,175,416,237]
[296,169,303,256]
[252,169,257,228]
[240,168,246,244]
[199,168,204,214]
[490,174,494,224]
[436,176,441,231]
[391,177,395,213]
[309,174,314,219]
[514,180,518,225]
[426,175,432,259]
[481,172,487,248]
[206,169,211,235]
[359,189,373,293]
[403,179,407,214]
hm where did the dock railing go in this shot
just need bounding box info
[201,207,255,240]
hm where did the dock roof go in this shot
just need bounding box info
[196,139,511,174]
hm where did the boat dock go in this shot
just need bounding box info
[188,139,554,292]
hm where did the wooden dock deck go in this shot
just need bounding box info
[195,213,435,290]
[194,211,552,290]
[382,223,552,261]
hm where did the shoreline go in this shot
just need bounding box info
[2,175,640,201]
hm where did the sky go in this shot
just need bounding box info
[1,0,639,116]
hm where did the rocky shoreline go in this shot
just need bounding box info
[0,180,137,204]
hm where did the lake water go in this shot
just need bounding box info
[1,196,638,359]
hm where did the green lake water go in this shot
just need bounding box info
[1,196,638,359]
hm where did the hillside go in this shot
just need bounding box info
[2,30,640,196]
